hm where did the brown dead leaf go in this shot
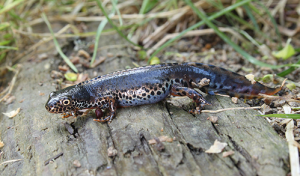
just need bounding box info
[107,146,117,157]
[207,116,218,123]
[19,99,24,103]
[245,74,256,84]
[58,65,69,72]
[50,70,63,79]
[91,56,106,68]
[78,49,90,59]
[73,160,81,168]
[0,140,4,148]
[222,150,234,157]
[74,73,89,84]
[231,97,238,104]
[3,108,21,118]
[70,56,80,64]
[205,140,227,153]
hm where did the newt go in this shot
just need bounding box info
[45,62,283,122]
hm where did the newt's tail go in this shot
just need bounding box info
[262,78,286,96]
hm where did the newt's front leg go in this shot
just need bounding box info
[170,84,211,114]
[62,108,83,118]
[93,97,117,123]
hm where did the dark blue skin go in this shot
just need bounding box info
[45,62,282,122]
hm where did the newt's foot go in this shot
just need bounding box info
[189,107,202,114]
[93,115,113,123]
[62,112,73,118]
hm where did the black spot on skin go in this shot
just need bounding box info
[78,83,82,86]
[133,94,136,98]
[166,83,169,88]
[177,93,182,96]
[157,91,161,95]
[145,89,150,93]
[166,78,170,82]
[219,85,223,89]
[116,90,119,93]
[159,84,162,88]
[119,93,122,97]
[145,83,149,86]
[162,87,166,92]
[181,79,184,84]
[208,64,215,68]
[182,91,186,95]
[175,88,179,91]
[147,95,151,98]
[193,96,197,100]
[129,97,132,100]
[154,87,157,91]
[122,94,126,98]
[143,98,147,100]
[116,97,119,100]
[126,101,128,103]
[184,82,188,87]
[228,93,235,97]
[151,91,155,95]
[129,101,132,104]
[142,93,146,96]
[175,78,180,83]
[126,96,128,99]
[171,80,174,84]
[150,86,153,89]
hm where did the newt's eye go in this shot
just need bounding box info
[62,99,70,105]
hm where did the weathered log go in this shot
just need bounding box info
[0,56,289,176]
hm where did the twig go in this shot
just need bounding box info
[0,67,20,103]
[44,152,63,166]
[201,106,262,114]
[0,159,22,167]
[284,104,300,176]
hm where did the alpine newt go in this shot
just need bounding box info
[45,62,283,122]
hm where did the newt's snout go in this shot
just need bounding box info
[45,91,75,114]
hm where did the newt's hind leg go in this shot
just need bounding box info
[170,84,211,114]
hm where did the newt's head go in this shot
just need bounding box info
[45,87,77,114]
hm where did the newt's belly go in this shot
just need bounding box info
[115,82,172,107]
